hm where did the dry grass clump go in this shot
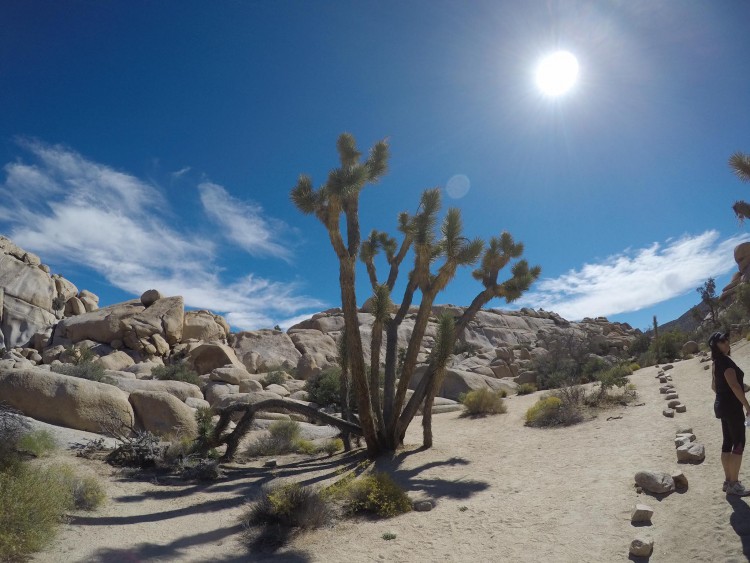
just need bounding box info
[460,388,507,416]
[246,420,317,457]
[325,471,412,518]
[151,364,201,386]
[0,464,71,560]
[18,429,57,457]
[516,383,538,395]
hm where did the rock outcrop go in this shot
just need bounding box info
[0,367,134,433]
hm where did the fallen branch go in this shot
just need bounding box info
[207,398,364,461]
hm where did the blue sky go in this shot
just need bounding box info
[1,1,749,332]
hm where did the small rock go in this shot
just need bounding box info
[635,486,643,494]
[667,399,681,408]
[672,471,688,489]
[704,365,710,371]
[659,377,668,384]
[631,504,654,523]
[635,471,675,494]
[665,393,679,400]
[677,442,705,463]
[675,436,691,448]
[630,536,654,557]
[264,459,278,468]
[663,364,674,371]
[676,432,695,442]
[663,408,675,418]
[676,426,693,434]
[675,404,687,413]
[413,500,434,512]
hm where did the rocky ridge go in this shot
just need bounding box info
[0,236,640,438]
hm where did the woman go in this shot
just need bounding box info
[710,331,750,496]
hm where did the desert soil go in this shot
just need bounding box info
[31,341,750,562]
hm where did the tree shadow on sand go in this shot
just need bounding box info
[372,446,490,501]
[726,495,750,560]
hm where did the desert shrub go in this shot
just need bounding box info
[580,356,610,383]
[330,472,411,518]
[594,363,631,391]
[629,332,651,356]
[246,420,316,457]
[320,438,344,456]
[56,466,106,511]
[51,360,107,382]
[453,340,481,356]
[0,404,29,470]
[243,482,331,531]
[18,429,57,457]
[151,364,201,386]
[525,395,583,427]
[193,407,217,455]
[629,363,641,372]
[179,457,223,481]
[0,464,71,560]
[460,389,507,416]
[516,383,537,395]
[107,430,165,468]
[305,367,343,407]
[261,370,288,387]
[605,382,638,406]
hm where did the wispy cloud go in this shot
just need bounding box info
[0,140,323,329]
[171,166,191,178]
[517,231,750,320]
[199,182,293,262]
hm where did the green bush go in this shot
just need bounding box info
[18,430,57,457]
[0,404,29,470]
[525,395,584,427]
[246,420,316,457]
[51,361,107,382]
[57,466,106,511]
[320,438,344,456]
[629,363,641,372]
[516,383,537,395]
[332,472,412,518]
[243,482,331,531]
[151,364,201,386]
[305,368,344,407]
[594,363,631,392]
[0,464,71,560]
[261,371,288,387]
[460,389,507,416]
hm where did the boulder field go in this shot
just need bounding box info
[0,235,643,438]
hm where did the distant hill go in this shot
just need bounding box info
[657,302,708,335]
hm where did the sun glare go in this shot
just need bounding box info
[535,51,579,97]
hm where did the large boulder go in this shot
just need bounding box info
[408,366,517,401]
[232,330,301,372]
[54,296,184,348]
[94,351,136,371]
[1,293,56,349]
[189,343,244,375]
[182,310,229,342]
[106,374,203,402]
[129,390,198,439]
[0,251,56,310]
[0,367,134,433]
[209,366,253,385]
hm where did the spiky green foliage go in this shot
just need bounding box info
[730,151,750,182]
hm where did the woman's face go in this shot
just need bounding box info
[718,338,731,354]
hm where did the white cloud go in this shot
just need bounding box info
[171,166,191,178]
[517,231,750,320]
[198,182,293,262]
[0,141,324,330]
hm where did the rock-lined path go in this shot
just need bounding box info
[32,341,750,562]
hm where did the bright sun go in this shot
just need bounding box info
[535,51,579,96]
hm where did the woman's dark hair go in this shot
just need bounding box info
[709,331,729,361]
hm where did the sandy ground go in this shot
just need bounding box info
[31,341,750,563]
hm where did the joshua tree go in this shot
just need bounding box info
[291,133,540,456]
[696,277,719,327]
[729,152,750,222]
